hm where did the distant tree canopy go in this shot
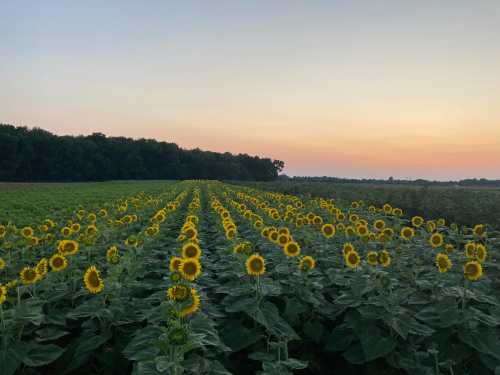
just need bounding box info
[0,124,284,182]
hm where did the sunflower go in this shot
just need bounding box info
[435,253,452,273]
[58,240,79,256]
[169,256,183,272]
[146,226,159,236]
[21,226,34,238]
[465,242,476,258]
[60,226,72,237]
[269,230,279,243]
[233,243,246,254]
[464,261,482,281]
[367,251,378,266]
[178,288,200,317]
[181,242,202,259]
[349,214,359,223]
[382,203,392,214]
[299,256,316,271]
[356,225,369,237]
[179,258,201,281]
[345,226,356,237]
[184,227,198,239]
[283,241,301,257]
[400,227,415,241]
[36,258,48,278]
[125,235,138,247]
[475,244,487,263]
[336,223,345,231]
[278,227,290,236]
[0,257,5,270]
[313,216,323,225]
[378,250,391,267]
[320,223,336,238]
[429,233,444,248]
[392,208,403,216]
[426,221,436,233]
[20,267,40,285]
[373,220,386,232]
[260,227,270,239]
[0,283,8,306]
[254,220,264,229]
[344,250,361,269]
[411,216,424,227]
[343,242,355,257]
[71,223,81,233]
[245,254,266,276]
[86,225,98,237]
[167,284,190,302]
[106,246,119,264]
[473,224,486,237]
[49,254,68,272]
[444,244,454,254]
[83,265,104,293]
[0,225,7,237]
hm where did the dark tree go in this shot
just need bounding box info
[0,124,284,182]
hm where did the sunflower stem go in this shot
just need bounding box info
[0,304,7,350]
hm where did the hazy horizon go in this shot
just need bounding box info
[2,1,500,180]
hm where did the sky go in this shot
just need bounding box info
[1,1,500,180]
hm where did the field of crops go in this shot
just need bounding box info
[0,180,499,375]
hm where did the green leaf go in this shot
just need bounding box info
[0,349,21,375]
[123,326,162,361]
[22,343,65,367]
[325,326,353,351]
[221,319,263,351]
[360,332,396,361]
[36,327,69,342]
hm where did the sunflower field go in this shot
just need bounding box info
[0,180,499,375]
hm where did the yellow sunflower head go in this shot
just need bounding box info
[20,267,40,285]
[36,258,48,278]
[277,234,290,246]
[182,242,202,259]
[475,244,487,263]
[60,226,72,237]
[435,253,452,273]
[429,233,444,248]
[0,257,5,270]
[343,242,355,257]
[367,251,378,266]
[179,258,201,281]
[378,250,391,267]
[463,261,482,281]
[473,224,486,237]
[444,244,454,254]
[411,216,424,227]
[49,254,68,272]
[245,254,266,276]
[465,242,476,258]
[400,227,415,241]
[373,220,386,232]
[299,256,316,271]
[169,256,183,272]
[345,250,361,269]
[321,223,336,238]
[21,226,34,238]
[356,225,369,237]
[167,284,190,302]
[83,265,104,293]
[283,241,301,257]
[178,288,201,317]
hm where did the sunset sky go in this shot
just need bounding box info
[1,1,500,180]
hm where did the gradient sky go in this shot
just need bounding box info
[1,1,500,180]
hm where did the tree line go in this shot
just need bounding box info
[0,124,284,182]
